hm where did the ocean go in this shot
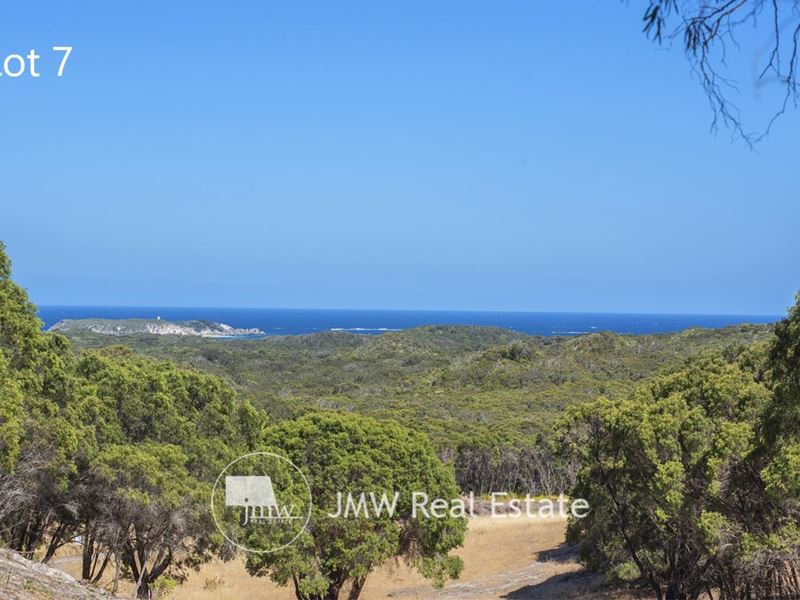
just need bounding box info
[36,306,780,337]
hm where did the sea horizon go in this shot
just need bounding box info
[36,305,782,337]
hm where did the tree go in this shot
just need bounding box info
[0,352,23,473]
[245,412,466,600]
[637,0,800,144]
[561,293,800,599]
[762,292,800,445]
[738,294,800,597]
[70,348,267,597]
[0,240,270,598]
[0,241,82,558]
[91,442,214,599]
[560,351,771,599]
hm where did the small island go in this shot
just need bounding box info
[48,318,265,338]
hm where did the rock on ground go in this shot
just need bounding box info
[0,549,120,600]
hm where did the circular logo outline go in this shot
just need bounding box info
[211,451,313,554]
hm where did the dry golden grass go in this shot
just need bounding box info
[56,516,615,599]
[172,515,581,600]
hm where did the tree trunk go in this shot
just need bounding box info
[647,571,664,600]
[347,576,366,600]
[81,535,93,580]
[666,580,686,600]
[291,574,306,600]
[324,584,341,600]
[112,555,120,594]
[135,568,152,600]
[136,579,152,600]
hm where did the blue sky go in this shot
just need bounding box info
[1,1,797,314]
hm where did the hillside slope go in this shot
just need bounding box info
[58,323,774,448]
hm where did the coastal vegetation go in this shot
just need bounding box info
[4,238,800,599]
[560,302,800,599]
[61,316,773,496]
[0,243,464,599]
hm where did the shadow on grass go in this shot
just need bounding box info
[497,543,597,599]
[501,570,602,599]
[534,541,579,564]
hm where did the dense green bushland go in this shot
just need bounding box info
[64,315,773,495]
[0,243,266,597]
[0,243,464,600]
[561,297,800,600]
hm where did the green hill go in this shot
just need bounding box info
[58,321,774,492]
